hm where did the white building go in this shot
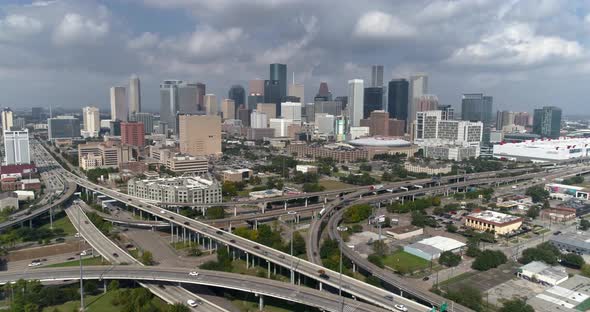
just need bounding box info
[127,176,222,204]
[295,165,318,174]
[3,129,30,165]
[349,126,370,139]
[347,79,364,127]
[82,106,100,138]
[1,108,13,130]
[128,75,141,116]
[281,102,302,122]
[269,118,294,137]
[414,110,483,146]
[518,261,568,286]
[315,113,335,136]
[250,110,268,128]
[493,137,590,162]
[110,86,127,121]
[409,73,428,129]
[404,236,465,260]
[205,94,218,116]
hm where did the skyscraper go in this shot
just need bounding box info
[221,99,236,120]
[228,85,246,115]
[178,114,222,157]
[133,112,154,135]
[513,112,532,127]
[363,87,383,118]
[264,80,281,115]
[249,79,265,95]
[247,93,264,111]
[3,128,30,165]
[270,63,287,101]
[110,86,127,121]
[387,79,409,123]
[250,110,268,128]
[461,93,494,124]
[1,108,13,131]
[48,116,81,140]
[196,83,206,111]
[128,75,141,116]
[288,83,304,105]
[533,106,562,139]
[371,65,384,87]
[160,80,181,134]
[315,82,332,101]
[416,95,439,113]
[205,94,218,116]
[281,102,302,122]
[178,82,199,114]
[348,79,364,127]
[496,111,515,130]
[82,106,100,137]
[409,73,428,128]
[121,122,145,147]
[31,107,43,121]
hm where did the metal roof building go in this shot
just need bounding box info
[403,236,465,260]
[517,261,568,286]
[550,232,590,255]
[528,275,590,312]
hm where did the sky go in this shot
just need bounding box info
[1,0,590,115]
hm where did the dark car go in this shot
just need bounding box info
[67,257,75,261]
[84,221,89,224]
[112,253,119,258]
[230,239,236,243]
[170,216,174,220]
[184,222,190,225]
[553,231,562,235]
[422,276,430,281]
[253,245,260,250]
[216,230,223,235]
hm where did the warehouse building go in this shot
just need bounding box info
[403,236,465,260]
[386,225,423,240]
[517,261,568,286]
[464,210,523,236]
[528,275,590,312]
[493,137,590,162]
[550,232,590,255]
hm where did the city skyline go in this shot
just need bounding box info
[1,1,590,114]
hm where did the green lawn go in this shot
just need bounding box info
[382,251,431,274]
[318,180,354,191]
[171,241,190,250]
[44,256,109,268]
[42,289,167,312]
[40,215,77,235]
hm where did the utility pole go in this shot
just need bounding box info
[337,226,348,312]
[78,207,85,311]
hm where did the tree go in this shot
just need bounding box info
[342,204,372,223]
[581,219,590,231]
[472,250,507,271]
[140,250,154,265]
[291,231,306,256]
[499,299,534,312]
[372,240,389,256]
[525,185,549,203]
[24,303,40,312]
[222,182,238,197]
[519,242,560,265]
[446,285,483,311]
[367,253,384,268]
[439,251,461,267]
[302,183,325,193]
[446,224,458,233]
[526,206,540,219]
[561,253,585,269]
[168,303,190,312]
[581,264,590,277]
[205,206,226,220]
[108,280,120,292]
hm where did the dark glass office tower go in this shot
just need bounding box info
[228,84,246,116]
[264,79,282,115]
[363,87,383,118]
[461,93,494,124]
[387,79,409,121]
[270,63,287,101]
[196,82,206,111]
[533,106,562,139]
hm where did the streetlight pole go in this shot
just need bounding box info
[287,211,297,284]
[336,226,348,312]
[77,206,85,311]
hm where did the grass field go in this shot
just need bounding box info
[42,289,168,312]
[382,250,431,274]
[44,256,109,268]
[319,180,354,191]
[40,215,77,235]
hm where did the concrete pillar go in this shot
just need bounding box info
[183,227,186,243]
[246,253,249,269]
[305,198,308,207]
[324,197,327,204]
[170,224,174,243]
[176,207,179,214]
[234,207,237,217]
[202,207,206,216]
[262,205,265,214]
[29,219,32,228]
[352,263,356,273]
[319,282,323,291]
[103,280,107,294]
[284,201,287,210]
[258,295,264,311]
[267,261,271,278]
[140,210,143,220]
[209,237,213,254]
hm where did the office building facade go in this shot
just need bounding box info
[270,63,287,102]
[461,93,493,124]
[288,83,304,104]
[178,115,222,157]
[110,86,127,121]
[48,116,81,140]
[128,75,141,115]
[363,87,383,119]
[533,106,562,139]
[281,102,302,122]
[1,108,13,131]
[387,79,409,123]
[121,122,145,147]
[204,94,218,116]
[221,99,236,120]
[3,129,30,165]
[82,106,100,138]
[371,65,384,87]
[228,85,246,112]
[409,73,428,128]
[132,112,154,135]
[348,79,364,127]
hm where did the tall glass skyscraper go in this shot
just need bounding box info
[387,79,409,122]
[228,85,246,116]
[533,106,562,139]
[270,63,287,99]
[461,93,494,124]
[363,87,383,118]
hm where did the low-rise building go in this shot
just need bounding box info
[403,236,465,260]
[166,155,208,175]
[78,142,133,169]
[295,165,318,174]
[403,162,452,175]
[528,275,590,312]
[517,261,568,286]
[423,145,479,161]
[14,190,34,201]
[127,175,222,204]
[386,225,423,240]
[464,210,523,236]
[540,207,576,222]
[222,169,253,182]
[545,183,589,200]
[0,192,18,211]
[249,189,283,200]
[550,232,590,254]
[80,153,103,170]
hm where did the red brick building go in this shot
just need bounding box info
[121,122,145,147]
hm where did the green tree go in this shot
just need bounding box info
[581,219,590,231]
[108,280,120,292]
[446,285,483,311]
[499,299,534,312]
[581,264,590,277]
[439,251,461,267]
[291,231,306,256]
[168,303,190,312]
[372,240,389,256]
[472,250,507,271]
[140,250,154,265]
[525,185,550,203]
[205,206,226,220]
[561,253,585,269]
[367,253,384,268]
[24,303,40,312]
[446,224,458,233]
[527,206,540,219]
[302,183,325,193]
[222,181,238,197]
[342,204,372,223]
[519,242,560,265]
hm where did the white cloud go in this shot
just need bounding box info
[447,23,582,66]
[142,0,297,11]
[53,13,109,45]
[28,1,58,7]
[0,15,43,41]
[257,16,318,64]
[353,11,415,39]
[418,0,493,22]
[127,32,159,50]
[159,27,243,58]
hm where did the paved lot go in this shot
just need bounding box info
[443,262,520,293]
[485,278,546,306]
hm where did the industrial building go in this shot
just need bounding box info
[517,261,568,286]
[464,210,522,236]
[550,232,590,255]
[528,275,590,312]
[222,169,253,182]
[386,225,423,240]
[545,183,589,200]
[403,236,465,260]
[127,175,222,204]
[493,137,590,162]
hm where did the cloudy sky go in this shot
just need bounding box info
[1,0,590,115]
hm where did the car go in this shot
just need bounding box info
[553,231,562,235]
[230,239,236,243]
[184,221,190,225]
[422,276,430,281]
[384,295,394,301]
[125,244,134,248]
[318,269,329,279]
[112,253,119,258]
[74,232,81,238]
[216,230,223,235]
[84,221,89,224]
[278,255,285,259]
[67,257,75,261]
[169,216,174,220]
[160,210,166,214]
[394,304,408,311]
[28,262,42,267]
[188,271,199,277]
[186,299,199,307]
[253,246,260,250]
[157,284,165,289]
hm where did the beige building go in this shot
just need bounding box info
[403,162,452,175]
[223,169,253,182]
[464,210,523,236]
[78,142,132,169]
[178,115,222,157]
[166,155,208,174]
[221,99,235,120]
[257,103,277,119]
[80,153,104,170]
[204,94,218,116]
[386,225,423,240]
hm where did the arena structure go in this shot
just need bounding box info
[492,137,590,162]
[347,136,412,147]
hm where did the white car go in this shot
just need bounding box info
[394,304,408,311]
[28,262,42,267]
[186,299,199,307]
[160,210,166,214]
[74,232,81,238]
[188,271,199,277]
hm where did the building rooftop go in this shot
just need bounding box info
[348,136,411,147]
[388,225,422,234]
[466,210,522,225]
[418,236,466,252]
[550,231,590,251]
[520,261,568,282]
[529,275,590,312]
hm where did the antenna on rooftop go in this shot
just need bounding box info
[292,72,295,85]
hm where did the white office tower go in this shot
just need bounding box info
[110,86,128,121]
[414,110,482,146]
[269,118,294,137]
[1,108,13,131]
[347,79,364,128]
[315,113,335,136]
[82,106,100,138]
[281,102,302,122]
[4,128,30,165]
[409,73,428,128]
[349,126,370,139]
[205,94,218,116]
[288,83,304,104]
[128,75,141,116]
[250,110,268,128]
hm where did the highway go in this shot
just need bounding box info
[65,205,227,312]
[0,266,391,312]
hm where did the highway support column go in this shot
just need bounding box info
[258,294,264,311]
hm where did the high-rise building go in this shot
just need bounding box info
[314,101,343,117]
[359,110,405,137]
[416,95,439,113]
[363,87,383,118]
[133,112,154,135]
[257,103,277,120]
[414,110,483,146]
[533,106,562,139]
[221,99,236,120]
[315,82,332,101]
[461,93,494,124]
[1,108,13,131]
[335,96,347,110]
[438,105,454,121]
[288,83,304,104]
[228,85,246,114]
[178,115,222,157]
[496,111,515,130]
[110,120,121,136]
[110,86,127,121]
[315,113,335,136]
[513,112,532,127]
[48,116,81,140]
[121,122,145,147]
[269,118,294,137]
[250,110,268,128]
[178,82,199,114]
[371,65,384,87]
[3,128,30,165]
[196,82,206,111]
[160,80,181,134]
[247,93,264,111]
[409,73,428,128]
[31,107,43,121]
[237,106,251,127]
[205,94,218,116]
[14,117,25,130]
[82,106,100,138]
[128,75,141,116]
[281,102,302,122]
[270,63,287,103]
[249,79,265,95]
[264,80,281,115]
[348,79,364,127]
[388,79,409,123]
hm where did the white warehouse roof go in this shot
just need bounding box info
[418,236,466,252]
